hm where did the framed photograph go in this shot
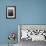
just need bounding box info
[6,6,16,19]
[18,24,46,42]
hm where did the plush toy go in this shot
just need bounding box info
[8,32,16,41]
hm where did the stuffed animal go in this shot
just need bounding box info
[8,32,16,41]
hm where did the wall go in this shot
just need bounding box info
[17,0,46,24]
[0,0,46,44]
[0,0,17,44]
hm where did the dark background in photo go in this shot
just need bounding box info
[8,9,13,16]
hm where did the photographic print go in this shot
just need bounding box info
[18,24,46,41]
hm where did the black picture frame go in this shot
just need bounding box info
[6,6,16,19]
